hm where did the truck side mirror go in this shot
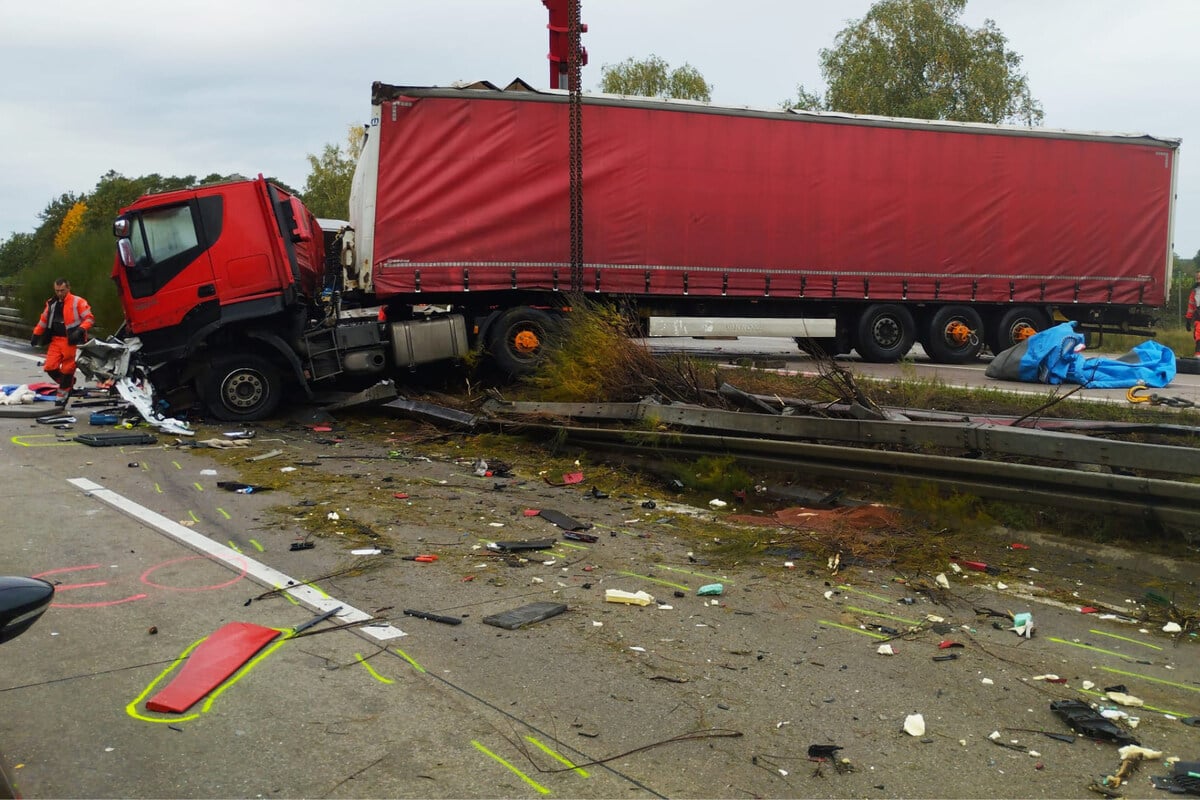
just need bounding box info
[117,238,136,269]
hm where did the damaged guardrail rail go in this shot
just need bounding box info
[483,398,1200,533]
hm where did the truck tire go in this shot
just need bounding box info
[987,306,1049,356]
[489,307,558,377]
[203,354,282,421]
[855,304,915,363]
[925,305,984,363]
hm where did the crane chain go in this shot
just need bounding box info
[568,0,584,293]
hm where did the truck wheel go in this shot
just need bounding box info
[925,305,984,363]
[489,307,558,377]
[855,304,915,362]
[987,306,1049,355]
[203,354,282,421]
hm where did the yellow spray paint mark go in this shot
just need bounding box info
[274,584,300,606]
[127,630,287,723]
[216,507,231,520]
[555,541,589,551]
[846,605,920,626]
[471,740,550,795]
[617,570,689,592]
[1048,637,1132,661]
[172,461,181,470]
[10,434,78,447]
[355,653,394,684]
[659,565,731,584]
[154,483,163,494]
[819,620,890,639]
[524,736,589,777]
[837,584,893,603]
[393,648,426,673]
[227,542,242,554]
[193,482,204,492]
[1100,665,1200,693]
[188,510,200,523]
[248,539,264,552]
[1088,630,1163,651]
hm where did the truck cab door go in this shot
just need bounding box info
[118,197,221,335]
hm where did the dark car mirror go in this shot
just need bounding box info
[0,577,54,645]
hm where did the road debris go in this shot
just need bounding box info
[482,601,566,630]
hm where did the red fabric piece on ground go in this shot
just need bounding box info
[146,622,280,713]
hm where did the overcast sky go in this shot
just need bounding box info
[1,0,1196,259]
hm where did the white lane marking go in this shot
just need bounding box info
[0,346,46,363]
[68,477,406,640]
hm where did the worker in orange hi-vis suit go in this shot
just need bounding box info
[30,278,94,406]
[1187,271,1200,358]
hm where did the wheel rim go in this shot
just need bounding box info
[943,320,976,347]
[512,329,541,355]
[223,371,266,410]
[871,316,902,349]
[1012,322,1036,343]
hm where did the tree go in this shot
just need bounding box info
[302,125,365,220]
[0,232,36,278]
[786,0,1043,125]
[599,55,712,102]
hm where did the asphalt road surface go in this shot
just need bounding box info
[0,338,1198,799]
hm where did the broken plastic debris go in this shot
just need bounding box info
[708,498,727,508]
[877,644,895,656]
[697,583,724,596]
[1011,612,1034,638]
[1050,700,1140,746]
[1105,691,1144,708]
[1162,621,1183,633]
[903,714,926,737]
[605,589,655,606]
[935,573,950,589]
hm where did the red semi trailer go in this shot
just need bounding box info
[101,81,1180,420]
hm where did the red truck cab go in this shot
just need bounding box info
[112,176,325,362]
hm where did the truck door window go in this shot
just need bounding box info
[125,202,209,299]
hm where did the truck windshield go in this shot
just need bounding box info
[132,205,199,265]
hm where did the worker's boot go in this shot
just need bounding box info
[55,374,74,407]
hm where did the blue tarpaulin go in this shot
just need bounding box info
[985,321,1176,388]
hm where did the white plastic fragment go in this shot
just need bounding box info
[327,512,340,521]
[988,731,1001,741]
[605,589,655,606]
[903,714,926,737]
[629,646,646,652]
[1011,612,1034,638]
[1028,750,1041,758]
[949,562,962,574]
[981,678,994,685]
[1163,621,1183,633]
[1081,680,1095,690]
[1032,674,1060,682]
[996,582,1008,590]
[708,499,727,508]
[823,590,834,600]
[877,644,895,656]
[935,573,950,589]
[1106,691,1144,707]
[1118,745,1162,761]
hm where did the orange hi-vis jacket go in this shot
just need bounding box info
[33,292,94,340]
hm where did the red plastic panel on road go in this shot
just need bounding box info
[146,622,280,713]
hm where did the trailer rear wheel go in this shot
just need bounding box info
[203,354,282,421]
[925,305,984,363]
[987,306,1049,356]
[855,304,915,362]
[489,307,558,377]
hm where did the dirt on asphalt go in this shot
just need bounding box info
[145,401,1200,799]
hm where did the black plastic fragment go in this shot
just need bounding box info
[1049,700,1139,746]
[74,431,156,447]
[487,538,557,552]
[807,744,843,760]
[538,509,593,532]
[404,609,463,626]
[482,602,567,630]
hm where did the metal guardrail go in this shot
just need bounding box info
[485,399,1200,535]
[0,284,23,337]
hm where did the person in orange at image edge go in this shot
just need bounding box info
[30,278,94,406]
